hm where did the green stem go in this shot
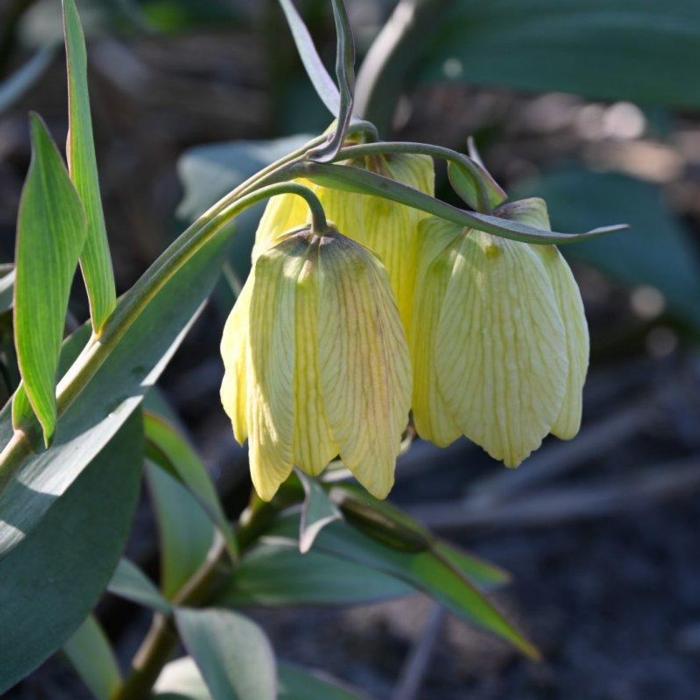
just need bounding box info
[335,140,504,213]
[113,499,284,700]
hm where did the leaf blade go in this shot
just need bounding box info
[63,615,122,700]
[63,0,117,329]
[0,412,143,693]
[12,113,87,443]
[175,608,277,700]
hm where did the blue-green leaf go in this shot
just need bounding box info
[175,608,276,700]
[420,1,700,109]
[63,0,117,329]
[146,462,216,599]
[297,470,342,554]
[145,413,237,560]
[218,541,413,607]
[12,113,87,444]
[0,412,142,693]
[63,615,122,700]
[107,558,172,614]
[265,515,538,659]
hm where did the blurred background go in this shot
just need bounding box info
[1,1,700,698]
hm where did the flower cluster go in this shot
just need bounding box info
[221,155,588,501]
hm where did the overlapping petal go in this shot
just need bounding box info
[221,227,411,501]
[251,154,434,336]
[411,209,588,467]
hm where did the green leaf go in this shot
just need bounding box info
[265,515,538,659]
[146,463,216,599]
[154,657,362,700]
[331,485,510,586]
[0,47,55,114]
[294,161,626,244]
[0,412,142,693]
[63,0,117,329]
[218,541,413,607]
[0,232,229,560]
[278,663,364,700]
[448,159,506,212]
[145,412,237,560]
[107,558,172,614]
[515,169,700,330]
[420,1,700,109]
[12,114,87,444]
[297,470,342,554]
[63,615,122,700]
[175,608,277,700]
[276,0,339,115]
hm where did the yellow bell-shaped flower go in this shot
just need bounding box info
[411,198,589,467]
[251,154,434,336]
[221,225,412,501]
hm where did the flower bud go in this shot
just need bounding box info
[221,226,412,501]
[411,202,589,467]
[252,154,434,336]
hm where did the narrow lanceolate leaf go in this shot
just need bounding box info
[63,0,116,330]
[13,114,87,444]
[293,162,627,245]
[175,608,277,700]
[63,616,122,700]
[145,413,238,561]
[107,558,172,614]
[277,0,340,115]
[265,515,539,659]
[297,470,342,554]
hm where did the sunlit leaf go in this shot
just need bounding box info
[12,114,86,443]
[63,0,117,329]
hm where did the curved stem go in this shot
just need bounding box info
[335,140,504,213]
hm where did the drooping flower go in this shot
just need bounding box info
[410,198,589,467]
[252,154,434,336]
[221,226,412,501]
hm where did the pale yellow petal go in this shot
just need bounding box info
[410,217,462,446]
[251,189,309,260]
[499,198,590,440]
[436,231,568,467]
[537,246,589,439]
[350,154,435,335]
[246,237,307,499]
[291,240,338,475]
[318,234,412,499]
[220,278,252,443]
